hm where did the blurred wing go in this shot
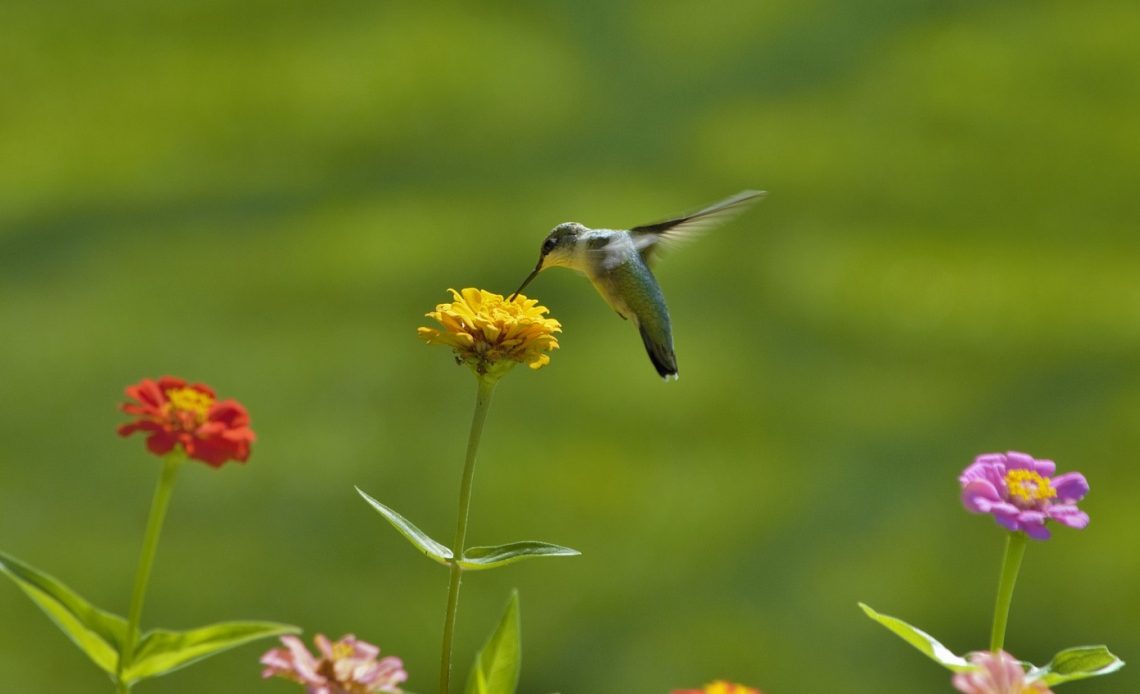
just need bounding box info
[630,190,766,265]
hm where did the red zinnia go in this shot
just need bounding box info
[118,376,255,467]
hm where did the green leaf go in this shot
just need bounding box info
[0,549,127,675]
[123,620,300,684]
[459,542,580,571]
[464,591,521,694]
[859,603,970,671]
[356,487,453,565]
[1030,645,1124,686]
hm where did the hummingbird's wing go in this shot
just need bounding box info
[629,190,766,265]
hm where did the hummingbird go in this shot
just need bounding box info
[509,190,765,380]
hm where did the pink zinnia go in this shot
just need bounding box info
[953,650,1053,694]
[960,451,1089,540]
[260,634,407,694]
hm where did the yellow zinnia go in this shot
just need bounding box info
[418,288,561,379]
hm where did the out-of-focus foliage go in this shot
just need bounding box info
[2,2,1138,692]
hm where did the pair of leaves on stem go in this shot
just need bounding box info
[356,488,580,570]
[0,550,297,688]
[356,488,559,694]
[859,603,1124,686]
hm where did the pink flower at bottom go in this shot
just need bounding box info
[952,651,1053,694]
[261,634,407,694]
[672,681,761,694]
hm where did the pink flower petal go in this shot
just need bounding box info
[989,502,1021,527]
[1019,511,1051,540]
[1033,458,1056,477]
[1051,472,1089,502]
[1048,504,1090,529]
[961,459,1005,488]
[994,512,1021,532]
[1004,451,1036,471]
[314,634,335,660]
[973,453,1006,467]
[962,480,1001,512]
[280,635,324,684]
[350,637,380,660]
[953,650,1054,694]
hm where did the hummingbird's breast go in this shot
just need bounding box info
[588,250,669,329]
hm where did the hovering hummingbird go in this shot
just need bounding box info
[509,190,765,380]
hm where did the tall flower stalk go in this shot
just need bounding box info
[987,531,1027,653]
[361,287,575,694]
[439,375,497,693]
[117,450,185,691]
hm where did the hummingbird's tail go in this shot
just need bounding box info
[639,324,678,381]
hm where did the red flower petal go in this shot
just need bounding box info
[123,379,167,412]
[145,432,178,456]
[156,375,188,391]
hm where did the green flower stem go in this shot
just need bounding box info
[440,376,498,694]
[116,450,185,692]
[989,531,1028,653]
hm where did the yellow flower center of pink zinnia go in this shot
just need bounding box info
[165,387,215,423]
[1005,469,1056,506]
[331,641,354,660]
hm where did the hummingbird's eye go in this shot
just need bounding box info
[541,239,556,254]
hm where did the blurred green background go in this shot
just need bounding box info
[2,1,1138,692]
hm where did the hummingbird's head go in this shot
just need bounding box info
[509,222,587,300]
[537,222,587,269]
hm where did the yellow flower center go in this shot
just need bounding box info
[1005,469,1056,506]
[331,641,354,660]
[165,387,215,422]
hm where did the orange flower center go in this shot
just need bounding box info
[704,682,759,694]
[165,387,215,426]
[1005,469,1056,507]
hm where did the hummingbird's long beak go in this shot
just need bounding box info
[508,260,543,301]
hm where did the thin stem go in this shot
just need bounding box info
[439,376,497,694]
[116,451,184,690]
[989,531,1028,653]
